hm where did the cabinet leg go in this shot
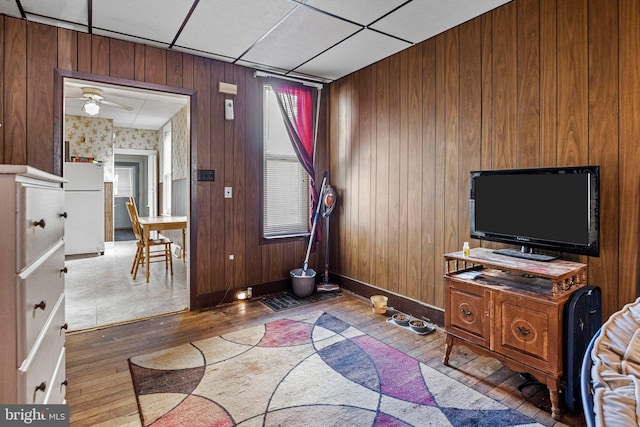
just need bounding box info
[548,383,562,420]
[443,334,454,366]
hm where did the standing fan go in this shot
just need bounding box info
[317,185,339,292]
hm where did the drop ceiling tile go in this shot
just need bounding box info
[0,0,23,19]
[241,5,360,72]
[372,0,511,43]
[234,60,288,74]
[93,29,170,49]
[295,29,410,81]
[171,45,235,63]
[21,0,88,25]
[25,13,88,32]
[93,0,194,44]
[304,0,406,26]
[176,0,296,59]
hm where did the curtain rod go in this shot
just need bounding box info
[254,70,324,89]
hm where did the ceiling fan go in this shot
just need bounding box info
[67,87,134,116]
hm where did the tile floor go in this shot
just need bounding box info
[64,240,189,331]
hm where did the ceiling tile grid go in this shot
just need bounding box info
[371,0,511,44]
[295,28,411,82]
[177,0,297,59]
[240,5,361,72]
[92,0,194,45]
[304,0,408,27]
[0,0,512,83]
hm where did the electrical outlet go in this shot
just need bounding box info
[198,169,215,181]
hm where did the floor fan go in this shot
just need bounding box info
[317,185,339,292]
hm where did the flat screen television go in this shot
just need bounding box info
[469,166,600,261]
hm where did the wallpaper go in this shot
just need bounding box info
[65,115,114,179]
[171,105,190,181]
[65,105,188,183]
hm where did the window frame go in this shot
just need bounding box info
[259,80,313,245]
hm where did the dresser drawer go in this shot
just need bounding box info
[17,240,65,361]
[17,184,66,272]
[18,294,66,404]
[44,347,66,404]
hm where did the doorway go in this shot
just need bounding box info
[114,162,139,240]
[57,71,194,331]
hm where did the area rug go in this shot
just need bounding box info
[261,291,340,312]
[129,310,542,426]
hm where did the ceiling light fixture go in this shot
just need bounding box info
[83,98,100,115]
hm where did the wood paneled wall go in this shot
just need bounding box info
[0,16,324,308]
[329,0,636,319]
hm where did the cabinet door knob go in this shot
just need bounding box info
[33,218,46,228]
[516,326,531,336]
[35,382,46,393]
[34,300,46,311]
[60,212,68,218]
[61,379,68,387]
[61,323,68,331]
[460,308,473,317]
[61,267,68,274]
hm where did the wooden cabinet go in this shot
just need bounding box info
[0,166,68,404]
[443,248,587,420]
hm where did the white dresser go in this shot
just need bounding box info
[0,165,67,404]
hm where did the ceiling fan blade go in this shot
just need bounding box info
[99,99,134,111]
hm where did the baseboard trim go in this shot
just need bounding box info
[194,275,444,327]
[195,279,290,309]
[335,275,444,326]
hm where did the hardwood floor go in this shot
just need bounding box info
[65,291,585,427]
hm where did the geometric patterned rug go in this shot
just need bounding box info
[129,310,543,426]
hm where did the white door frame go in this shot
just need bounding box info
[114,148,157,217]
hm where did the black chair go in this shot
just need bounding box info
[580,328,601,427]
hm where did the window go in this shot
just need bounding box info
[162,122,172,215]
[114,167,134,197]
[263,84,309,239]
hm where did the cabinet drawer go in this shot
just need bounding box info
[44,347,66,404]
[445,278,491,347]
[17,184,66,271]
[495,293,560,374]
[18,294,66,404]
[17,241,65,361]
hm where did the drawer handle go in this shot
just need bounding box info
[460,308,473,317]
[516,326,531,336]
[60,212,68,218]
[61,267,68,274]
[35,382,46,393]
[34,300,46,311]
[33,218,46,228]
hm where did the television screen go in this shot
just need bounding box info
[470,166,599,259]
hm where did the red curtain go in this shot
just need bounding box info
[270,81,321,243]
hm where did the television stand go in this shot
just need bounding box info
[443,248,588,419]
[493,247,558,262]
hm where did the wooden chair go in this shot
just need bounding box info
[125,199,173,280]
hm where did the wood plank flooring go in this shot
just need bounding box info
[65,291,585,427]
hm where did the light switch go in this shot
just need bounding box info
[224,187,232,198]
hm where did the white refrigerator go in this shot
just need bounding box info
[64,162,105,255]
